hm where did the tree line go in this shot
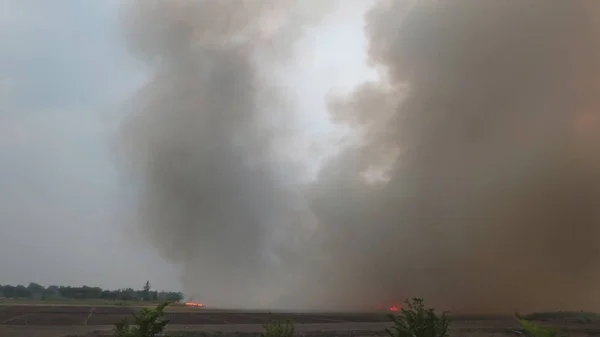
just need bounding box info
[0,281,183,302]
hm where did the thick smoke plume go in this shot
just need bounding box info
[120,0,331,308]
[121,0,600,313]
[300,0,600,313]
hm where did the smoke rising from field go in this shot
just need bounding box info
[119,0,332,308]
[121,0,600,313]
[301,0,600,313]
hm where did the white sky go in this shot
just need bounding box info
[0,0,377,292]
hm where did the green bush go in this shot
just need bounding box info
[522,311,598,323]
[386,298,450,337]
[262,319,295,337]
[114,302,170,337]
[516,314,560,337]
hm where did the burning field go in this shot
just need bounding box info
[116,0,600,314]
[177,301,205,308]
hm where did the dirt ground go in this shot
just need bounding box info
[1,305,600,337]
[0,305,394,325]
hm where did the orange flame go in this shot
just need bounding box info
[390,306,400,312]
[184,302,204,307]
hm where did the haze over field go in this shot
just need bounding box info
[3,0,600,313]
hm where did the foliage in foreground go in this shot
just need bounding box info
[516,313,561,337]
[112,304,296,337]
[262,319,295,337]
[522,311,599,323]
[108,297,573,337]
[386,298,450,337]
[114,302,170,337]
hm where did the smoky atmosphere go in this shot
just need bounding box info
[2,0,600,315]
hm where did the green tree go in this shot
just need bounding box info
[27,283,44,300]
[386,298,450,337]
[516,314,560,337]
[143,281,151,301]
[114,302,170,337]
[262,320,294,337]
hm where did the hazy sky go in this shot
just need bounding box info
[0,0,375,291]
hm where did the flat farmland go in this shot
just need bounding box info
[0,305,391,326]
[3,305,600,337]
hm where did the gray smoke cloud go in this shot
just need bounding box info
[120,0,600,313]
[119,0,332,308]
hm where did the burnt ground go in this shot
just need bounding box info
[1,305,600,337]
